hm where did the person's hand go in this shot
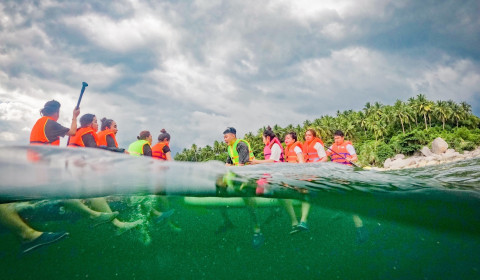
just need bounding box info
[73,107,80,118]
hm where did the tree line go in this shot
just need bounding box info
[174,94,480,166]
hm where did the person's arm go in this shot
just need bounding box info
[294,146,305,163]
[346,145,358,162]
[237,142,250,165]
[143,144,152,157]
[82,134,98,148]
[163,145,173,161]
[226,155,233,166]
[106,135,117,148]
[314,143,328,162]
[67,108,80,136]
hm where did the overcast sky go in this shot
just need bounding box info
[1,0,479,153]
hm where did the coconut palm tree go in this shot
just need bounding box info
[433,100,452,130]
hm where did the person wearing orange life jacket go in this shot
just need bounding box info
[65,114,142,234]
[284,131,305,163]
[283,131,311,234]
[151,129,172,161]
[97,117,126,153]
[303,129,327,163]
[30,100,80,146]
[326,130,358,165]
[326,130,366,243]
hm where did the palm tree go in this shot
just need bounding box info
[433,100,452,130]
[392,100,413,134]
[414,94,433,130]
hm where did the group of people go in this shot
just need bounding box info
[0,99,360,254]
[216,126,359,247]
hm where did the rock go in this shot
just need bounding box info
[445,149,456,155]
[383,158,392,169]
[442,151,460,160]
[431,137,448,154]
[417,161,427,168]
[394,154,405,160]
[426,160,438,166]
[420,146,433,157]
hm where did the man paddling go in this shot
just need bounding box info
[326,130,358,165]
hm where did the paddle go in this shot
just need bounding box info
[326,145,362,169]
[76,82,88,109]
[67,82,88,145]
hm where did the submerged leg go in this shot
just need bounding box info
[281,199,298,227]
[62,199,118,227]
[88,197,141,231]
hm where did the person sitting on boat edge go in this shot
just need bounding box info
[66,113,142,234]
[30,100,79,146]
[303,128,328,163]
[250,125,284,164]
[218,127,264,248]
[151,129,172,161]
[224,127,255,166]
[128,130,153,156]
[326,130,357,165]
[284,131,311,234]
[97,117,126,153]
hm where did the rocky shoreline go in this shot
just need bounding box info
[371,137,480,171]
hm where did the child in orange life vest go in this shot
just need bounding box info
[284,131,311,234]
[65,114,142,234]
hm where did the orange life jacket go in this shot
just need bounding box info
[30,116,60,145]
[303,137,325,162]
[330,141,353,165]
[285,141,303,163]
[151,142,169,160]
[97,129,118,147]
[68,127,98,147]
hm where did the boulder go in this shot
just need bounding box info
[420,146,433,157]
[383,158,392,169]
[431,137,448,154]
[394,154,405,160]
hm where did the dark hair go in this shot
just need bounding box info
[137,130,151,140]
[223,127,236,135]
[158,129,171,142]
[79,114,96,128]
[40,100,60,116]
[285,131,297,142]
[101,118,114,131]
[306,128,317,138]
[263,126,276,140]
[334,130,344,137]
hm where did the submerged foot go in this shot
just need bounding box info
[90,211,119,228]
[289,222,309,235]
[153,209,175,224]
[356,226,368,243]
[215,222,235,235]
[20,231,69,255]
[115,220,143,236]
[252,232,265,249]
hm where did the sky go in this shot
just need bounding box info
[1,0,479,154]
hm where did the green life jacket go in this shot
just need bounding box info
[227,139,255,165]
[128,140,149,156]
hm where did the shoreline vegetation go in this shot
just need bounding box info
[175,94,480,169]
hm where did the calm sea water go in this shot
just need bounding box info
[0,146,479,279]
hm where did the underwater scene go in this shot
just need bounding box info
[0,146,479,279]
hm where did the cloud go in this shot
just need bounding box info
[0,0,479,151]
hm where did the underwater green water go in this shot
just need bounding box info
[0,146,479,279]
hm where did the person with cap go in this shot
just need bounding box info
[217,127,264,248]
[223,127,254,166]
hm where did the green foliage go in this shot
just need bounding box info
[389,129,429,155]
[174,96,479,165]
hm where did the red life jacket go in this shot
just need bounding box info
[330,141,353,165]
[97,129,118,147]
[263,137,284,162]
[285,141,303,163]
[68,127,98,147]
[303,137,325,162]
[30,116,60,145]
[152,142,169,160]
